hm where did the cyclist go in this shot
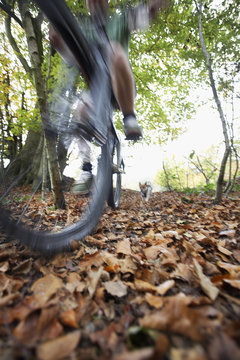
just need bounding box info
[50,0,169,194]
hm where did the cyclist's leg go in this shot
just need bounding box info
[110,42,143,140]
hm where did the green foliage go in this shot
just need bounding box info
[1,0,239,149]
[182,182,216,196]
[154,146,220,191]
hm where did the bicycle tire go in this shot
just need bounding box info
[0,131,114,253]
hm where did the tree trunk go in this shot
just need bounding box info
[17,0,65,208]
[162,161,172,191]
[6,129,43,185]
[198,0,230,202]
[215,148,230,203]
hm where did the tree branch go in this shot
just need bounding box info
[5,16,33,79]
[0,0,23,27]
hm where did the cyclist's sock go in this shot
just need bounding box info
[82,162,92,173]
[123,113,136,123]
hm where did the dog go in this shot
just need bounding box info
[139,181,152,202]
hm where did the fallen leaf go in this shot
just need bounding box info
[219,229,236,238]
[31,274,63,306]
[65,272,85,293]
[0,261,9,272]
[113,347,154,360]
[156,280,175,295]
[217,245,232,256]
[223,279,240,290]
[135,279,157,293]
[37,330,81,360]
[139,293,220,342]
[145,293,164,309]
[193,259,219,301]
[12,259,32,274]
[116,239,132,255]
[104,280,127,297]
[60,310,78,328]
[87,267,103,297]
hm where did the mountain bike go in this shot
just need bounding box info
[0,0,125,253]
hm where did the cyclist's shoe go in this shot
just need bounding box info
[72,170,93,195]
[123,115,143,141]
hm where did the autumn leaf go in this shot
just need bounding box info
[1,189,240,358]
[31,274,63,306]
[193,259,219,301]
[104,280,128,297]
[37,330,81,360]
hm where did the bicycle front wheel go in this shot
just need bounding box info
[0,131,114,254]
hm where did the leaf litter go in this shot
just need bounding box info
[0,189,240,359]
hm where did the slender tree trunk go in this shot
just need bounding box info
[18,0,65,208]
[215,148,230,202]
[198,0,230,202]
[162,161,172,191]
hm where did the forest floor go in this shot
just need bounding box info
[0,189,240,360]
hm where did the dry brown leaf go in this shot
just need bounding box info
[0,292,21,308]
[217,261,240,277]
[31,274,62,306]
[139,293,220,342]
[156,280,175,295]
[37,330,81,360]
[103,252,137,274]
[134,279,157,293]
[60,310,78,328]
[170,345,207,360]
[12,259,32,274]
[233,250,240,263]
[170,263,192,282]
[223,279,240,290]
[104,280,127,297]
[78,251,103,271]
[113,348,154,360]
[217,245,232,256]
[116,239,132,255]
[65,272,85,293]
[145,293,164,309]
[143,245,162,260]
[87,267,103,297]
[219,229,236,238]
[162,230,180,239]
[193,259,219,301]
[0,261,9,272]
[49,254,67,268]
[13,311,40,344]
